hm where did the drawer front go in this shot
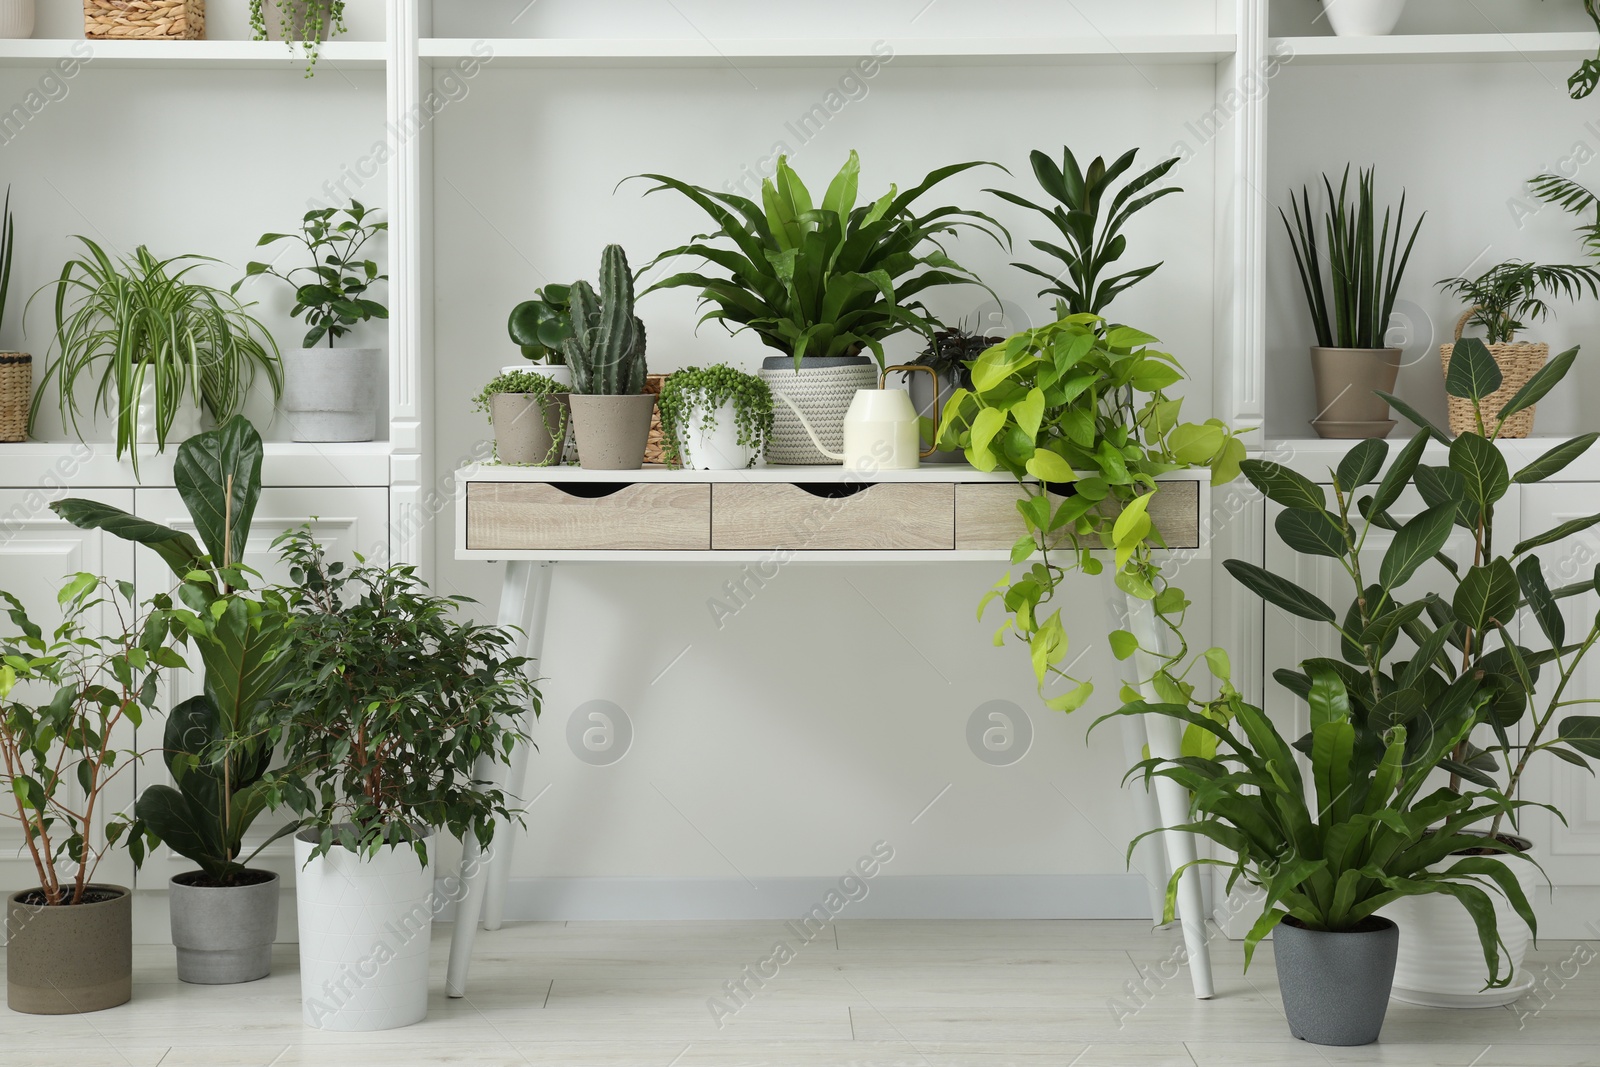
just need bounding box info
[466,482,711,551]
[955,481,1201,551]
[712,483,954,550]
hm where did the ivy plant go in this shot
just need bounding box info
[236,200,387,350]
[656,364,773,468]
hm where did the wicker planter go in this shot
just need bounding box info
[84,0,204,39]
[1440,311,1547,439]
[0,352,28,442]
[642,373,667,464]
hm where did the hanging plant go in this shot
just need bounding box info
[248,0,349,77]
[656,364,773,468]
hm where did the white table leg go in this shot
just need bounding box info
[1118,712,1172,925]
[446,558,539,998]
[483,561,553,930]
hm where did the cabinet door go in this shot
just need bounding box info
[0,490,138,895]
[132,486,389,887]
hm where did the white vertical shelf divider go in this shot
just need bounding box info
[1219,0,1268,435]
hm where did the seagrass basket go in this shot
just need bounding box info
[1439,309,1547,439]
[643,372,668,465]
[84,0,204,40]
[0,353,29,443]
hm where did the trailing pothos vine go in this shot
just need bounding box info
[936,314,1244,713]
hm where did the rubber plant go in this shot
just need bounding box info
[656,364,773,468]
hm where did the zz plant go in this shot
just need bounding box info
[656,364,773,468]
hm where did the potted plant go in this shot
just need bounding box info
[473,368,570,466]
[28,238,282,475]
[236,200,387,442]
[657,364,773,470]
[1281,166,1423,439]
[1316,0,1409,36]
[562,244,654,470]
[249,0,346,75]
[506,282,574,386]
[0,188,25,443]
[53,417,296,985]
[1233,340,1600,1006]
[252,526,537,1031]
[0,575,185,1013]
[1435,259,1600,437]
[893,324,999,465]
[633,151,1007,464]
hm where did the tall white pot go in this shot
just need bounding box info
[678,400,758,470]
[294,829,434,1031]
[1320,0,1408,36]
[281,347,381,442]
[0,0,34,39]
[1380,841,1539,1007]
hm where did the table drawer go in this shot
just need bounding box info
[955,481,1201,551]
[466,482,711,551]
[711,483,954,550]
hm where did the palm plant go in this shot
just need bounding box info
[633,151,1009,368]
[1437,261,1600,344]
[1282,166,1423,350]
[28,238,281,473]
[987,146,1181,317]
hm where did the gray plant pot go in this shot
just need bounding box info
[6,884,132,1014]
[280,346,381,442]
[168,871,280,985]
[490,392,570,466]
[1274,915,1399,1046]
[1309,347,1401,438]
[901,365,964,464]
[569,393,656,470]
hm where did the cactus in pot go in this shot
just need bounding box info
[563,245,657,468]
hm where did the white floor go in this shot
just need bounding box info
[0,920,1593,1066]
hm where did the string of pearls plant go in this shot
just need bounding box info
[656,364,774,468]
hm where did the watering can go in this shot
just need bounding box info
[777,365,940,470]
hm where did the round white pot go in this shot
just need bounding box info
[677,400,757,470]
[294,829,433,1031]
[1321,0,1408,36]
[501,364,573,389]
[1380,839,1539,1007]
[281,347,381,442]
[134,378,202,448]
[0,0,35,39]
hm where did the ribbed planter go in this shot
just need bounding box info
[168,871,279,985]
[1309,346,1400,438]
[1274,915,1399,1046]
[281,346,381,442]
[1320,0,1407,35]
[490,392,569,466]
[760,356,877,465]
[5,884,132,1014]
[134,377,203,448]
[295,829,433,1031]
[569,393,656,470]
[0,0,34,39]
[677,400,758,470]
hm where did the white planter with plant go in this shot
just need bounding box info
[474,369,570,466]
[253,529,537,1031]
[0,0,33,41]
[1319,0,1408,36]
[658,364,772,470]
[238,200,387,443]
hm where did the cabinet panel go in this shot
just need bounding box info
[468,481,711,551]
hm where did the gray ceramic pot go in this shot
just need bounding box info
[1274,915,1399,1046]
[569,393,656,470]
[280,346,381,442]
[169,871,280,985]
[1309,347,1401,438]
[490,392,570,466]
[6,884,132,1014]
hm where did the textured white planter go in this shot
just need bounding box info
[134,378,202,447]
[1321,0,1408,36]
[0,0,34,39]
[281,347,381,442]
[678,400,757,470]
[500,364,572,389]
[1380,842,1539,1007]
[294,829,434,1031]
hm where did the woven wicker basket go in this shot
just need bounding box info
[0,353,29,443]
[643,373,667,465]
[1439,310,1547,439]
[85,0,204,40]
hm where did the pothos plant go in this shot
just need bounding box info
[249,0,348,76]
[934,314,1244,712]
[656,364,773,468]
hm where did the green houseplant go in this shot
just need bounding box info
[907,323,1002,463]
[248,0,347,75]
[563,244,654,470]
[1281,166,1423,438]
[252,526,538,1030]
[236,200,387,442]
[507,283,574,368]
[28,238,282,474]
[53,416,295,985]
[657,364,773,470]
[474,368,570,466]
[633,151,1007,464]
[0,575,186,1013]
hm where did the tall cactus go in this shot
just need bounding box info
[563,244,648,395]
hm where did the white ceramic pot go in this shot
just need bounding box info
[501,364,573,390]
[281,346,381,442]
[0,0,35,39]
[1321,0,1408,36]
[294,829,433,1031]
[1380,840,1539,1007]
[678,400,757,470]
[134,377,202,448]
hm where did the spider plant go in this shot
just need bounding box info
[1437,261,1600,345]
[1282,166,1424,350]
[28,238,281,474]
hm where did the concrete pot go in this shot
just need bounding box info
[1309,347,1400,436]
[168,871,279,985]
[295,828,434,1031]
[1321,0,1408,35]
[760,355,877,465]
[263,0,338,40]
[677,400,758,470]
[1274,915,1398,1046]
[280,346,381,442]
[5,884,132,1014]
[0,0,34,38]
[569,393,656,470]
[490,392,569,466]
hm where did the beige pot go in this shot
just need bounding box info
[6,884,132,1014]
[1310,347,1401,438]
[490,392,569,466]
[569,394,657,470]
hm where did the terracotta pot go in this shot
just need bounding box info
[1309,347,1400,438]
[6,884,132,1014]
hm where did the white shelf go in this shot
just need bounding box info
[421,35,1237,68]
[1273,31,1600,64]
[0,38,387,69]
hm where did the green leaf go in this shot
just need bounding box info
[1224,559,1337,622]
[1240,460,1326,511]
[1558,716,1600,760]
[1377,391,1452,445]
[1335,438,1388,492]
[1514,513,1600,556]
[1499,345,1579,422]
[1167,423,1225,465]
[1306,665,1352,729]
[1109,630,1139,661]
[1445,337,1503,401]
[1275,507,1348,558]
[1453,558,1521,633]
[1024,450,1076,483]
[51,500,206,581]
[174,416,265,572]
[1514,433,1599,484]
[1204,647,1231,681]
[1011,387,1045,439]
[1517,557,1565,648]
[1370,428,1430,516]
[1448,432,1510,510]
[1378,504,1456,591]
